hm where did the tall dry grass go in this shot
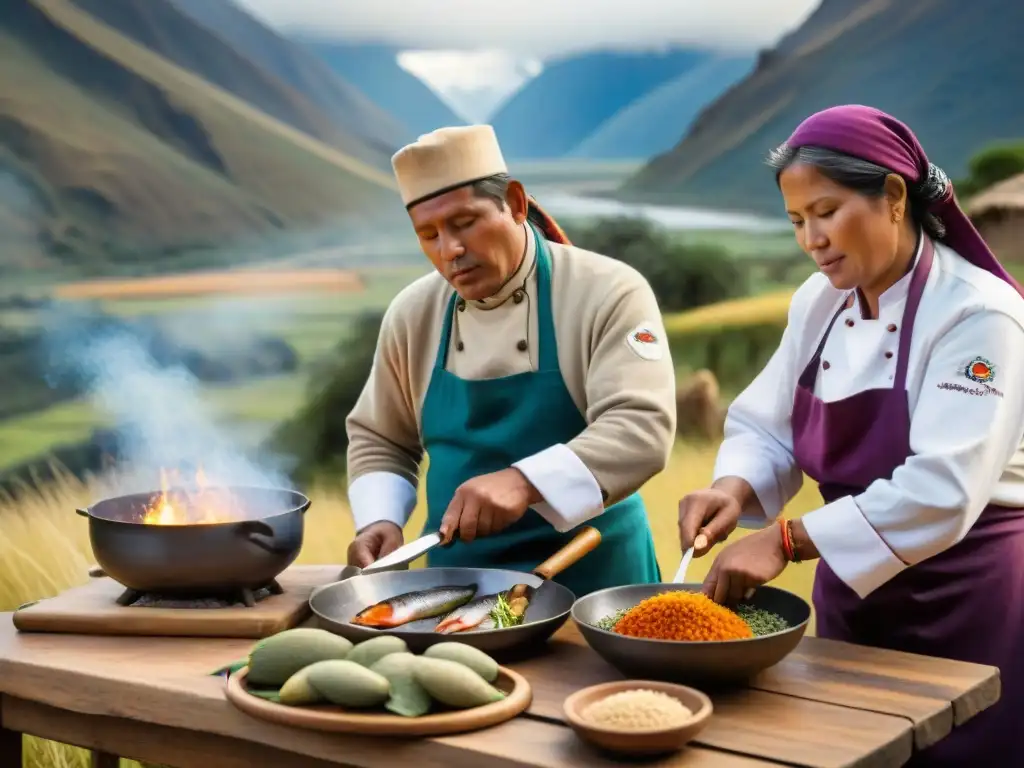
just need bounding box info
[663,289,792,334]
[0,442,822,767]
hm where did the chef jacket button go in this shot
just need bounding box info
[456,341,464,352]
[845,318,854,327]
[457,300,466,312]
[885,351,893,359]
[513,289,525,304]
[887,323,897,332]
[516,339,528,352]
[822,360,831,370]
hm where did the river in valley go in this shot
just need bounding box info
[526,188,789,233]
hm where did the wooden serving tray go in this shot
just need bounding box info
[12,565,340,639]
[225,665,533,737]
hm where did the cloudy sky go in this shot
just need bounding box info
[234,0,820,120]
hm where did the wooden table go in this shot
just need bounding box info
[0,580,1001,768]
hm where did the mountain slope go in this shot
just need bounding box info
[66,0,402,169]
[622,0,1024,214]
[299,40,464,138]
[488,49,713,161]
[568,55,754,160]
[165,0,412,154]
[0,0,399,275]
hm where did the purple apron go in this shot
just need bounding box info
[792,238,1024,766]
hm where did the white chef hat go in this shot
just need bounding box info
[391,125,509,209]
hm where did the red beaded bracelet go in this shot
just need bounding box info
[778,517,799,563]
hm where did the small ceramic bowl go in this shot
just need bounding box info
[563,680,713,756]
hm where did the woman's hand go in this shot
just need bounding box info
[702,524,789,605]
[678,487,743,557]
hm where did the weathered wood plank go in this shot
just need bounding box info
[4,696,351,768]
[553,621,1000,750]
[0,623,779,767]
[1,694,779,768]
[12,566,341,640]
[0,579,1001,768]
[768,636,1001,727]
[515,634,912,768]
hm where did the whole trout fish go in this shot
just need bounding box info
[435,589,530,633]
[351,585,477,628]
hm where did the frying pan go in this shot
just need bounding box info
[310,526,601,655]
[570,550,811,687]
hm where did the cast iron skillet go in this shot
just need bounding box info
[310,526,601,655]
[76,486,309,595]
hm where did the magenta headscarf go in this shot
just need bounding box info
[786,104,1024,297]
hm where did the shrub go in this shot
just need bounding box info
[269,310,383,486]
[956,141,1024,198]
[565,217,749,311]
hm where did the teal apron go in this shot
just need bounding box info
[419,225,661,597]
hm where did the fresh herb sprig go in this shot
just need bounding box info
[489,593,526,629]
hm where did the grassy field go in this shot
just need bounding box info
[0,440,823,768]
[0,258,747,473]
[53,268,366,300]
[665,289,793,334]
[0,266,429,470]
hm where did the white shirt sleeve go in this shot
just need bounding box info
[802,309,1024,598]
[712,313,805,526]
[347,471,418,532]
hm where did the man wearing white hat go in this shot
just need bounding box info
[344,124,676,595]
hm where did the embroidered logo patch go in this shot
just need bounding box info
[625,323,663,361]
[962,356,995,384]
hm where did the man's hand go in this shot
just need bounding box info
[440,468,541,544]
[347,521,404,568]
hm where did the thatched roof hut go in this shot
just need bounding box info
[966,172,1024,266]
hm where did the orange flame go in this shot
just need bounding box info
[141,467,246,525]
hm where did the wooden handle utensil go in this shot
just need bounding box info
[532,526,602,581]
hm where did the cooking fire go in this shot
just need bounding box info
[141,467,247,525]
[77,469,307,610]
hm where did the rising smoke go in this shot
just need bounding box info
[43,312,298,496]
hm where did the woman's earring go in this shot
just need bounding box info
[891,209,902,224]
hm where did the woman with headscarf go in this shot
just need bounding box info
[677,105,1024,765]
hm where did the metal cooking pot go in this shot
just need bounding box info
[75,486,309,595]
[571,583,811,687]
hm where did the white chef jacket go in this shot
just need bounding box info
[713,235,1024,598]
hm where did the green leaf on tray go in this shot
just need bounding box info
[211,659,282,701]
[211,659,247,677]
[247,687,282,702]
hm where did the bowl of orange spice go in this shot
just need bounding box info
[570,585,810,686]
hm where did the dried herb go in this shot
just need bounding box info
[734,604,789,636]
[595,608,630,631]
